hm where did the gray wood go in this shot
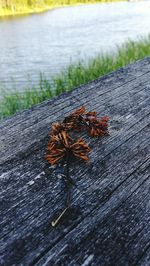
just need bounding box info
[0,57,150,266]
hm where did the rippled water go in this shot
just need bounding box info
[0,1,150,92]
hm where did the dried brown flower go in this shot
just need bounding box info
[46,130,90,165]
[45,106,109,226]
[63,106,86,131]
[63,106,109,137]
[50,122,65,135]
[85,116,109,137]
[70,138,91,161]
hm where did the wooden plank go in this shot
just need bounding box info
[0,57,150,266]
[36,174,150,266]
[137,246,150,266]
[0,59,150,165]
[0,84,149,230]
[2,135,149,265]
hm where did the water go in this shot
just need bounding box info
[0,1,150,92]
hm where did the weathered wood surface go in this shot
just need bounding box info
[0,57,150,266]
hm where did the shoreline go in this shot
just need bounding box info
[0,36,150,120]
[0,0,125,19]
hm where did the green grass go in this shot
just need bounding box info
[0,35,150,121]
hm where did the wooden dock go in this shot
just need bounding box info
[0,57,150,266]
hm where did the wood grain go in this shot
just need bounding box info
[0,57,150,266]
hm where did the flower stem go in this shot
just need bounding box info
[51,156,73,227]
[51,207,69,227]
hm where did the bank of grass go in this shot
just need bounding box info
[0,36,150,120]
[0,0,124,18]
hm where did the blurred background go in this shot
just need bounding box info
[0,0,150,118]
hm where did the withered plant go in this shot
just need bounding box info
[45,106,109,226]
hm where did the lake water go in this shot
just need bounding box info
[0,1,150,92]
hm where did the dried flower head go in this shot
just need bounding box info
[63,106,109,137]
[63,106,86,131]
[45,106,110,226]
[85,116,109,137]
[50,122,65,135]
[46,130,90,165]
